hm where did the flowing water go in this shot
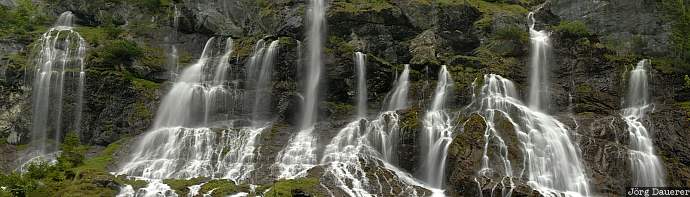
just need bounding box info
[623,59,665,186]
[527,12,551,111]
[274,0,326,179]
[355,52,367,118]
[29,11,86,155]
[118,37,279,196]
[384,64,410,111]
[419,65,454,188]
[471,74,589,197]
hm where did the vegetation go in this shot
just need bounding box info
[199,179,250,197]
[0,132,121,197]
[332,0,394,13]
[0,0,50,41]
[661,0,690,74]
[261,178,324,197]
[552,20,591,38]
[163,177,207,196]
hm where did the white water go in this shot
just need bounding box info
[355,52,367,118]
[385,64,410,111]
[251,40,279,125]
[119,37,277,183]
[320,114,442,196]
[116,179,178,197]
[29,11,86,154]
[472,74,589,197]
[419,65,454,188]
[623,59,665,186]
[527,12,551,111]
[274,0,326,179]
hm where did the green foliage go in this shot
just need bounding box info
[89,40,144,69]
[492,26,528,43]
[0,173,38,197]
[264,178,323,197]
[553,20,591,38]
[661,0,690,74]
[0,0,50,41]
[685,75,690,88]
[76,26,123,47]
[163,177,206,196]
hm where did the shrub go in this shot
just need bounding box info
[553,20,591,38]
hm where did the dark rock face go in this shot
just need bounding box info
[0,0,689,196]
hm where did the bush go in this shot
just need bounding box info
[89,40,144,69]
[553,20,591,38]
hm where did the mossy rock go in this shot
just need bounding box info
[198,179,249,197]
[163,177,208,196]
[262,178,325,197]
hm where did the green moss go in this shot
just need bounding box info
[89,40,144,69]
[331,0,394,13]
[163,177,206,196]
[199,179,249,197]
[77,137,128,172]
[400,110,419,130]
[575,84,592,94]
[114,175,148,190]
[264,178,323,197]
[678,101,690,121]
[492,26,528,43]
[552,20,591,38]
[324,102,354,118]
[460,0,529,30]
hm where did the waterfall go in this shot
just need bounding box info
[167,4,181,80]
[274,0,326,179]
[251,40,279,126]
[419,65,454,188]
[355,52,367,118]
[29,11,86,155]
[624,59,665,186]
[384,64,410,111]
[318,63,444,195]
[118,37,275,184]
[527,12,552,111]
[472,74,589,196]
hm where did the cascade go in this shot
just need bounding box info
[274,0,325,179]
[118,37,277,187]
[29,11,86,155]
[624,59,665,186]
[167,4,181,80]
[318,61,444,196]
[355,52,367,118]
[419,65,454,188]
[384,64,410,111]
[471,74,589,196]
[527,12,552,111]
[251,40,279,126]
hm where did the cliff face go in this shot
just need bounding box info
[0,0,688,196]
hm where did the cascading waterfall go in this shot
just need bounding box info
[251,40,279,126]
[117,37,279,195]
[419,65,454,188]
[471,74,589,196]
[319,60,439,196]
[274,0,325,179]
[527,12,552,111]
[167,4,181,80]
[623,59,665,186]
[355,52,367,118]
[385,64,410,111]
[29,11,86,155]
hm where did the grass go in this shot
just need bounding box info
[76,137,129,172]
